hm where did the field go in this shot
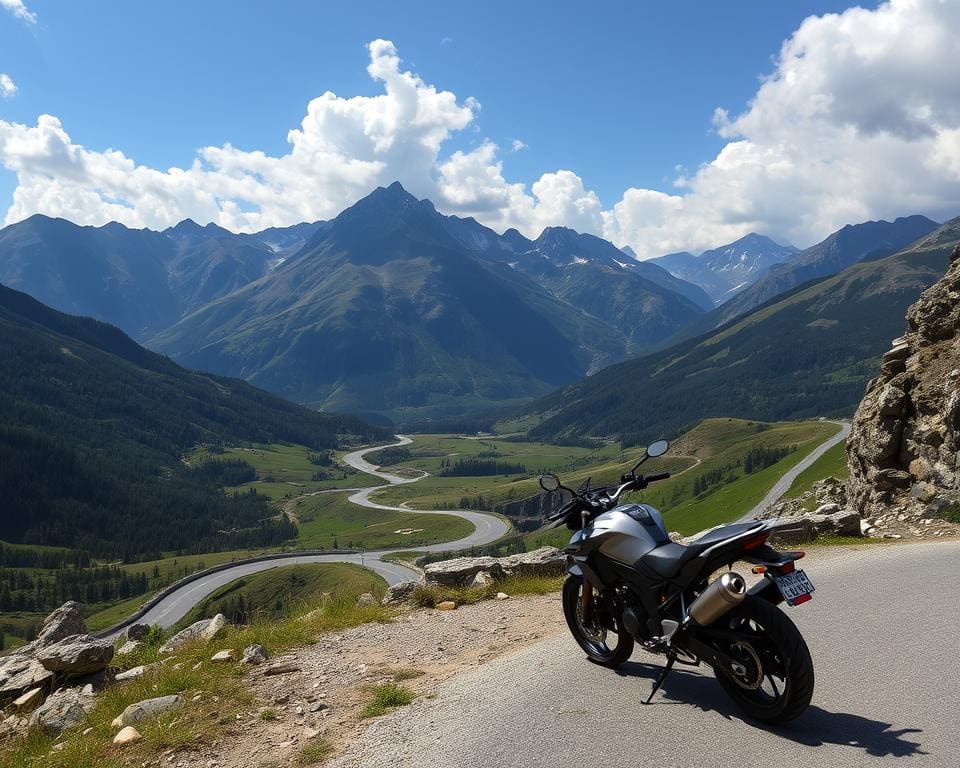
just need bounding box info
[781,440,849,510]
[188,442,379,501]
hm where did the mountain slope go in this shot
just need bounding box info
[0,282,386,560]
[710,215,939,327]
[0,215,320,338]
[521,217,960,446]
[648,233,797,303]
[150,184,705,420]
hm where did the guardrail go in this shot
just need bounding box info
[94,549,361,639]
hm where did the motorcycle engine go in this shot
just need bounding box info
[621,604,649,640]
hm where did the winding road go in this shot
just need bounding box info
[116,423,848,633]
[118,437,510,631]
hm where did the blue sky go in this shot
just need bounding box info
[1,0,958,256]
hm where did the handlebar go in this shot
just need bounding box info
[545,471,672,526]
[644,471,671,483]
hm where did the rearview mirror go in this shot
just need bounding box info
[539,473,561,492]
[646,439,669,458]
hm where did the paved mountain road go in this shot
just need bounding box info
[117,437,510,631]
[737,420,851,523]
[332,539,960,768]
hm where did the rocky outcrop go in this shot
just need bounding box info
[31,601,87,651]
[382,581,418,605]
[422,547,565,587]
[848,243,960,538]
[27,687,95,736]
[757,477,863,541]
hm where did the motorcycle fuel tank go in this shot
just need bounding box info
[572,503,671,566]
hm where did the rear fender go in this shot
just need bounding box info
[748,574,785,606]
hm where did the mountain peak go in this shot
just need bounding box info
[166,219,234,238]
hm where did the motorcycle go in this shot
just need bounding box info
[539,439,816,724]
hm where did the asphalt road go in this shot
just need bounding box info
[333,540,960,768]
[737,420,851,523]
[119,437,511,631]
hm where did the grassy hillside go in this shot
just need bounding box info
[181,562,386,625]
[519,218,960,446]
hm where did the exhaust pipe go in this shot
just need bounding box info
[686,572,746,626]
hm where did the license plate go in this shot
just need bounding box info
[775,569,815,605]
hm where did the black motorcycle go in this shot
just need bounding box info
[540,439,816,724]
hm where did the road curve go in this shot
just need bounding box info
[120,436,511,631]
[737,420,851,523]
[332,540,960,768]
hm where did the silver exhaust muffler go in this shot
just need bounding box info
[686,571,746,626]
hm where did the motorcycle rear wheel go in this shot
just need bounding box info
[713,596,814,724]
[562,574,634,668]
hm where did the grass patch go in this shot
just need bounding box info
[295,739,335,765]
[783,441,849,501]
[259,709,279,721]
[391,668,425,682]
[411,573,564,608]
[293,493,473,550]
[359,684,415,719]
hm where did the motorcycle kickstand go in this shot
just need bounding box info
[644,652,676,705]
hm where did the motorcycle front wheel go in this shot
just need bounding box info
[713,596,815,724]
[562,574,634,668]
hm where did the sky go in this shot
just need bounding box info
[1,0,959,257]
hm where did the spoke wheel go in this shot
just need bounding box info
[562,575,634,668]
[713,596,815,724]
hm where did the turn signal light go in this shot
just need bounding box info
[751,565,767,574]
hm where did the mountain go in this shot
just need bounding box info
[0,282,386,561]
[648,233,798,304]
[0,215,321,338]
[150,183,707,420]
[709,215,939,327]
[519,217,960,447]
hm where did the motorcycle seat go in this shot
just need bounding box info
[639,522,763,579]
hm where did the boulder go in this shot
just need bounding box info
[435,601,457,611]
[210,649,235,663]
[470,571,494,588]
[159,614,227,654]
[0,657,52,701]
[115,665,149,682]
[241,644,268,665]
[113,725,142,745]
[495,592,510,601]
[119,694,182,726]
[10,687,44,713]
[356,592,378,607]
[423,556,503,586]
[32,601,87,650]
[126,623,151,641]
[37,634,114,676]
[499,547,566,577]
[117,640,141,656]
[382,580,418,605]
[27,687,93,735]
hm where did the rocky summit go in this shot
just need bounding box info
[847,243,960,538]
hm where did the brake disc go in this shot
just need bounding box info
[728,641,764,690]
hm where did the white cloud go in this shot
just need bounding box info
[510,139,527,152]
[2,1,960,256]
[0,0,35,24]
[0,74,16,99]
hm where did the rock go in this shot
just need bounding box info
[813,502,842,516]
[263,664,301,676]
[470,571,494,588]
[28,687,93,735]
[115,665,149,682]
[0,657,52,700]
[126,623,151,641]
[37,635,115,676]
[117,640,141,656]
[32,602,87,650]
[241,644,268,665]
[113,725,142,745]
[11,687,44,713]
[159,614,227,654]
[847,243,960,539]
[210,649,236,663]
[495,592,510,600]
[356,592,378,607]
[809,510,863,537]
[435,601,457,611]
[382,580,418,605]
[423,556,503,586]
[120,694,182,726]
[499,547,567,577]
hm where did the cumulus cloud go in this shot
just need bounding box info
[1,0,35,24]
[0,74,16,99]
[2,1,960,256]
[510,139,527,152]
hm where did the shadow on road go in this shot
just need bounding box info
[616,660,925,759]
